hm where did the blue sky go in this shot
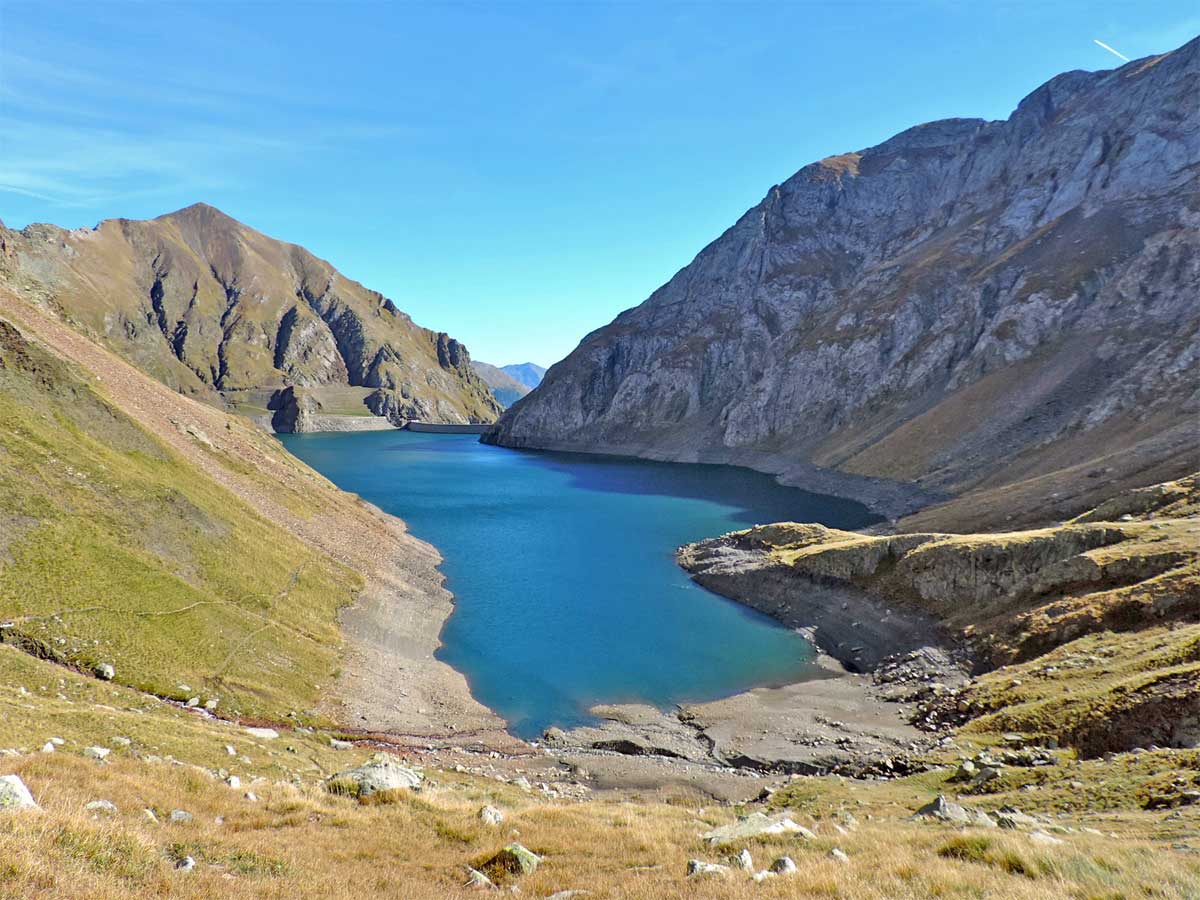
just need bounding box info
[1,2,1196,367]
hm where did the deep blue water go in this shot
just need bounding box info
[280,432,880,738]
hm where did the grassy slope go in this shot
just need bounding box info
[722,476,1200,762]
[0,316,358,721]
[2,645,1197,900]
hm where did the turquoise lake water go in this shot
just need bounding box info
[280,431,880,738]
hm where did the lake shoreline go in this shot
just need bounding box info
[301,434,958,795]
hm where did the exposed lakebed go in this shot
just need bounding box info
[281,431,880,738]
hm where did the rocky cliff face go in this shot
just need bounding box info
[489,40,1200,523]
[0,203,501,429]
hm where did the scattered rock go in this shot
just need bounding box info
[479,805,504,826]
[330,738,353,750]
[702,812,815,846]
[686,859,730,878]
[95,663,115,681]
[175,856,196,872]
[244,791,259,802]
[40,742,55,753]
[464,867,494,889]
[1029,830,1064,845]
[226,775,241,789]
[326,753,423,797]
[244,727,279,740]
[85,800,117,817]
[169,809,193,823]
[185,697,200,708]
[769,856,797,875]
[995,807,1042,830]
[83,746,111,761]
[110,736,132,747]
[732,848,753,870]
[142,808,159,824]
[204,699,219,711]
[0,775,38,811]
[480,843,541,879]
[912,794,995,827]
[831,848,850,863]
[546,891,590,900]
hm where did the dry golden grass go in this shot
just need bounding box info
[3,750,1198,900]
[2,645,1197,900]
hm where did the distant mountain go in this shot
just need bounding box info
[487,39,1200,528]
[500,362,546,389]
[471,360,531,408]
[0,203,501,430]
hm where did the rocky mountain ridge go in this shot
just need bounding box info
[500,362,546,389]
[0,203,501,430]
[472,360,532,407]
[488,39,1200,528]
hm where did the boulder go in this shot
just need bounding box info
[769,856,797,875]
[464,867,494,889]
[702,811,815,846]
[995,808,1042,830]
[480,843,541,879]
[479,805,504,826]
[326,753,423,797]
[912,794,995,827]
[686,859,730,878]
[0,775,37,811]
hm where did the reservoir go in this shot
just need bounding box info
[280,431,880,738]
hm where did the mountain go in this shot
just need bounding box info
[501,362,546,389]
[487,39,1200,529]
[0,203,501,430]
[0,283,499,734]
[472,360,532,407]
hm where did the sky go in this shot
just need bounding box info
[1,3,1196,367]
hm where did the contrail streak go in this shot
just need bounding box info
[1093,39,1131,62]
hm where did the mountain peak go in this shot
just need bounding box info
[156,202,241,228]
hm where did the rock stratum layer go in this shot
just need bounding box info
[0,203,500,430]
[488,40,1200,527]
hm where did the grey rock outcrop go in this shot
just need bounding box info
[326,753,423,797]
[487,40,1200,524]
[702,811,815,846]
[913,794,996,827]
